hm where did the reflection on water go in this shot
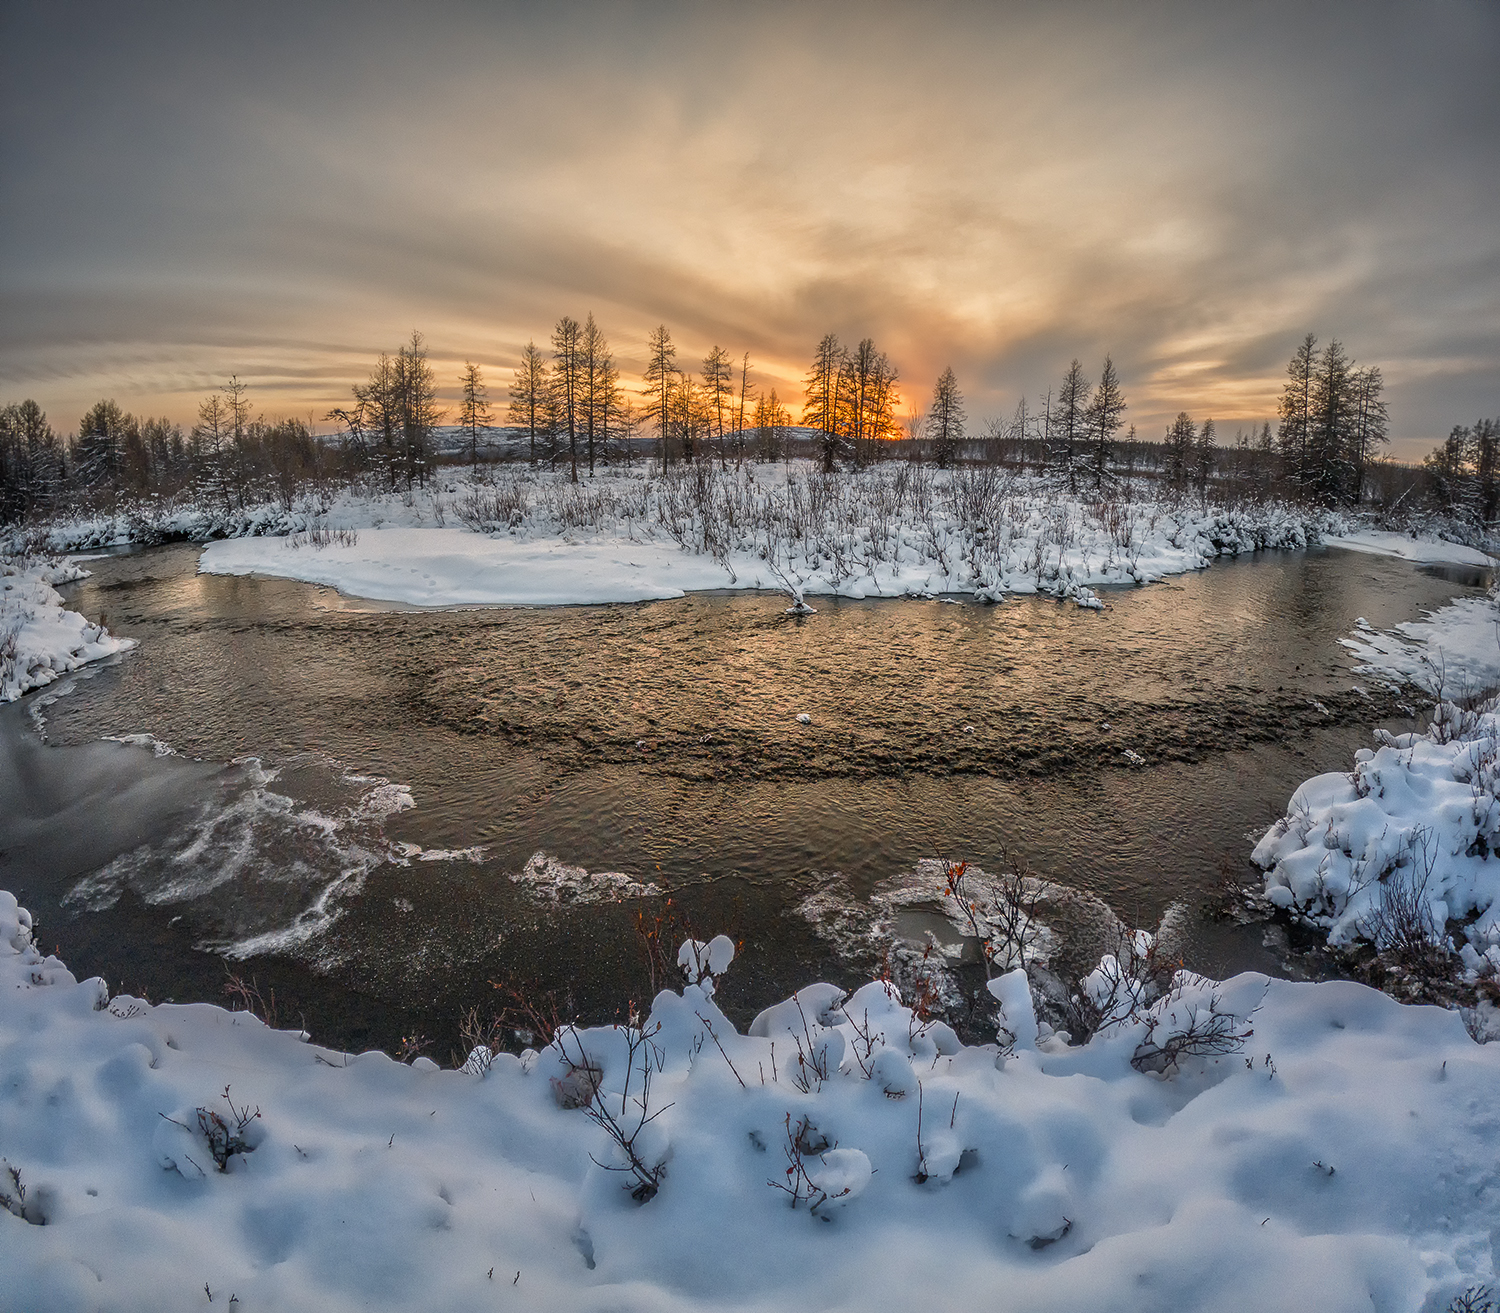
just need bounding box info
[0,541,1483,1052]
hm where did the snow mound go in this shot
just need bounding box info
[0,556,135,701]
[3,892,1499,1310]
[1254,700,1500,957]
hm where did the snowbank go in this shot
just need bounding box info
[183,463,1342,608]
[1343,599,1500,696]
[1261,584,1500,959]
[1328,529,1496,568]
[0,557,135,701]
[3,889,1497,1312]
[1254,703,1500,956]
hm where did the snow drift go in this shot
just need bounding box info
[3,889,1497,1312]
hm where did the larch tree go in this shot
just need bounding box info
[395,332,441,490]
[1194,417,1217,501]
[1306,338,1355,505]
[191,393,234,512]
[1348,365,1389,505]
[508,340,549,467]
[1164,412,1196,493]
[733,352,751,465]
[845,338,900,467]
[701,344,734,469]
[580,313,611,477]
[550,316,584,483]
[1086,355,1127,489]
[458,361,491,471]
[641,325,677,470]
[1053,359,1090,489]
[1276,333,1318,493]
[582,316,626,472]
[926,366,965,468]
[801,333,846,473]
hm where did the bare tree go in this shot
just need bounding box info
[702,344,733,469]
[733,352,751,465]
[551,316,584,483]
[458,361,491,471]
[509,340,550,468]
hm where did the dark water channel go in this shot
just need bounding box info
[0,543,1483,1056]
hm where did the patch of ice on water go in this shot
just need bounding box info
[62,756,440,958]
[510,851,661,905]
[103,732,178,758]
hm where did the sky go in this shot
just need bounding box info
[1,0,1497,460]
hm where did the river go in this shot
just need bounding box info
[0,542,1483,1057]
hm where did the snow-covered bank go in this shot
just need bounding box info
[1259,580,1500,965]
[1327,529,1496,569]
[181,463,1355,608]
[3,891,1497,1312]
[0,557,135,701]
[1343,597,1500,696]
[1254,700,1500,955]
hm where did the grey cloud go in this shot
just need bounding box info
[1,0,1496,457]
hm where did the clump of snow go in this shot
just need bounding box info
[1254,700,1500,959]
[0,556,135,701]
[509,851,661,906]
[4,887,1500,1310]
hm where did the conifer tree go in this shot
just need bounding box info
[641,325,677,470]
[926,367,965,468]
[1086,355,1126,489]
[458,361,491,471]
[802,333,846,473]
[508,340,549,467]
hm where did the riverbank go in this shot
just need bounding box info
[3,888,1497,1313]
[1,557,135,702]
[14,462,1490,609]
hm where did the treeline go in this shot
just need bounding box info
[4,318,1484,531]
[1422,418,1500,524]
[0,390,327,524]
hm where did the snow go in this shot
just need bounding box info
[1343,599,1500,695]
[3,888,1498,1311]
[1328,529,1496,568]
[176,463,1351,609]
[0,557,136,701]
[1254,701,1500,956]
[1261,586,1500,957]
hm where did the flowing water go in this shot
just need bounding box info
[0,543,1484,1055]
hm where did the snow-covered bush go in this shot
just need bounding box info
[1255,699,1500,983]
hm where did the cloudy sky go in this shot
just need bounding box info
[2,0,1496,458]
